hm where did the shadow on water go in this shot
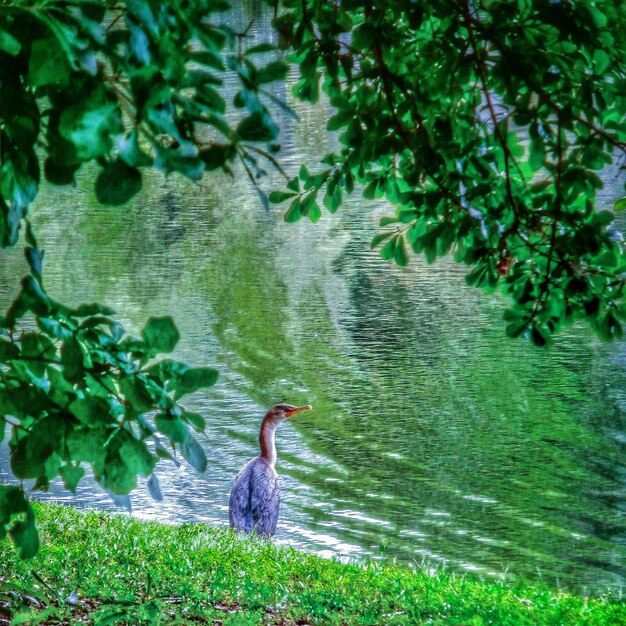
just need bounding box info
[1,2,626,595]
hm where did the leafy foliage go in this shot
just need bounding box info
[0,253,218,559]
[0,0,294,558]
[1,0,626,558]
[268,0,626,346]
[0,0,292,225]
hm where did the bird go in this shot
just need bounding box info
[229,403,312,537]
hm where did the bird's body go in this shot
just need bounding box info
[229,457,280,536]
[228,403,312,537]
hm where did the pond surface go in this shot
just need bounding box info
[2,6,626,596]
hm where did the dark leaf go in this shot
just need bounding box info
[371,231,395,249]
[59,464,85,494]
[142,316,180,354]
[172,367,219,400]
[0,486,39,558]
[147,473,163,501]
[257,61,289,84]
[95,161,142,206]
[200,144,233,170]
[268,190,297,204]
[180,436,207,473]
[235,112,278,142]
[245,43,276,55]
[28,37,70,87]
[61,336,86,383]
[119,376,154,414]
[155,412,188,443]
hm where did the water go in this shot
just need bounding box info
[2,9,626,595]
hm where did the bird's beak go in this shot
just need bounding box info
[285,405,312,419]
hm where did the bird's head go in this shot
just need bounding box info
[264,403,312,425]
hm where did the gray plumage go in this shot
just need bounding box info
[229,457,280,536]
[228,403,312,537]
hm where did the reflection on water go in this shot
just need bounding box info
[1,7,626,595]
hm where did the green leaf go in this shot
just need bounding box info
[142,316,180,354]
[323,186,342,213]
[505,319,529,339]
[531,323,551,347]
[59,95,121,161]
[183,410,206,432]
[22,248,42,283]
[0,339,18,360]
[370,231,395,249]
[28,37,70,87]
[172,367,219,400]
[147,358,189,383]
[257,61,289,84]
[380,237,397,261]
[0,190,23,248]
[155,412,188,443]
[120,434,157,477]
[308,202,322,223]
[61,336,86,383]
[268,191,297,204]
[59,464,85,494]
[10,415,65,480]
[190,50,225,70]
[37,316,73,341]
[200,144,232,170]
[69,396,114,425]
[9,514,39,560]
[67,427,108,466]
[43,158,80,185]
[0,30,21,56]
[327,111,352,132]
[196,85,226,113]
[529,135,544,172]
[586,5,607,28]
[21,332,56,376]
[299,165,310,182]
[284,198,302,223]
[352,23,375,50]
[235,112,278,142]
[245,43,276,55]
[74,303,116,317]
[154,144,204,181]
[614,198,626,212]
[593,49,610,74]
[0,486,38,558]
[95,160,142,206]
[47,366,76,409]
[394,237,409,266]
[100,430,156,494]
[286,177,300,192]
[119,376,154,414]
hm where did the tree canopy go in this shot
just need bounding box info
[0,0,625,558]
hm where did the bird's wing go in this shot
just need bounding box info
[229,464,254,532]
[250,463,280,537]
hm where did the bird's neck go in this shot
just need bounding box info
[259,418,278,467]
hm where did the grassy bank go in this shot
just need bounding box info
[0,504,624,625]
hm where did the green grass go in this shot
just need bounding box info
[0,503,625,625]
